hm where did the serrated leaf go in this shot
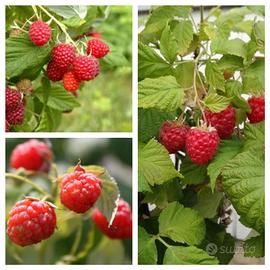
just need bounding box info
[139,139,181,186]
[243,123,264,152]
[222,150,264,233]
[175,61,195,88]
[46,5,88,19]
[243,234,265,257]
[163,246,219,265]
[159,202,205,245]
[138,76,184,112]
[205,61,225,91]
[138,226,157,264]
[217,55,244,72]
[35,108,62,132]
[203,93,231,112]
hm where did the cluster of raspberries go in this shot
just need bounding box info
[159,96,265,164]
[7,140,132,246]
[28,20,110,92]
[5,88,25,132]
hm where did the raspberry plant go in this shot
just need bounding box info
[138,6,265,264]
[6,139,132,264]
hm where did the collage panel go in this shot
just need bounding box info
[6,5,132,132]
[6,138,132,264]
[138,5,265,265]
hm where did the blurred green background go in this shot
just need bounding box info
[6,138,132,265]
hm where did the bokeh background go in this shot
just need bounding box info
[6,138,132,264]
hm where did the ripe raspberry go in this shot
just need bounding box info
[87,39,110,58]
[6,103,25,125]
[159,121,190,153]
[29,21,51,46]
[205,105,236,139]
[51,43,76,69]
[247,96,265,123]
[63,71,80,92]
[46,61,67,81]
[10,139,53,172]
[6,121,10,132]
[60,166,101,213]
[7,199,56,246]
[73,56,100,81]
[185,127,220,164]
[6,88,22,112]
[92,198,132,239]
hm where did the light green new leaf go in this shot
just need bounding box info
[175,61,195,88]
[163,246,219,265]
[203,93,231,112]
[159,202,205,245]
[138,76,184,112]
[139,139,181,186]
[205,61,225,91]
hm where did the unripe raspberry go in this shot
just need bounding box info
[60,166,102,213]
[87,39,110,58]
[29,21,51,46]
[6,103,25,125]
[92,198,132,239]
[46,61,67,81]
[159,121,190,153]
[247,96,265,123]
[6,88,22,112]
[185,127,220,164]
[7,199,56,246]
[10,139,53,172]
[51,43,76,69]
[205,105,236,139]
[73,56,100,81]
[63,71,80,92]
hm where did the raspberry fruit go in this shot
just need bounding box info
[6,88,22,112]
[7,199,56,246]
[60,166,101,213]
[92,198,132,239]
[185,127,220,164]
[46,61,67,81]
[63,71,80,92]
[6,121,10,132]
[205,105,236,139]
[89,31,102,39]
[159,121,190,153]
[6,103,25,125]
[87,39,110,58]
[29,20,51,46]
[247,96,265,123]
[51,43,76,69]
[73,56,100,81]
[10,139,53,172]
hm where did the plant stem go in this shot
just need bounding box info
[38,241,47,264]
[6,173,51,197]
[175,153,179,170]
[157,236,170,248]
[200,6,204,23]
[70,218,83,255]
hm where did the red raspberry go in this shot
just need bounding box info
[247,96,265,123]
[89,31,102,39]
[7,199,56,246]
[29,20,51,46]
[10,139,53,172]
[185,127,220,164]
[205,105,236,139]
[60,166,101,213]
[6,120,10,132]
[63,71,80,92]
[47,60,67,81]
[6,88,22,112]
[73,56,100,81]
[6,103,25,125]
[159,121,190,153]
[87,39,110,58]
[92,198,132,239]
[51,43,76,69]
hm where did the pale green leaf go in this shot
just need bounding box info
[205,61,225,91]
[203,93,231,112]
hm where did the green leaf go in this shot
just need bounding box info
[6,35,51,78]
[139,139,181,186]
[243,234,265,257]
[138,42,173,80]
[160,24,178,63]
[247,6,265,16]
[175,61,195,88]
[138,76,184,112]
[233,20,254,36]
[205,61,225,91]
[138,226,157,264]
[252,21,265,53]
[193,187,223,219]
[62,16,86,27]
[243,122,264,152]
[203,93,231,112]
[35,108,62,132]
[208,139,244,191]
[217,55,244,72]
[159,202,205,245]
[46,5,88,19]
[222,150,264,233]
[172,20,194,55]
[163,246,219,265]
